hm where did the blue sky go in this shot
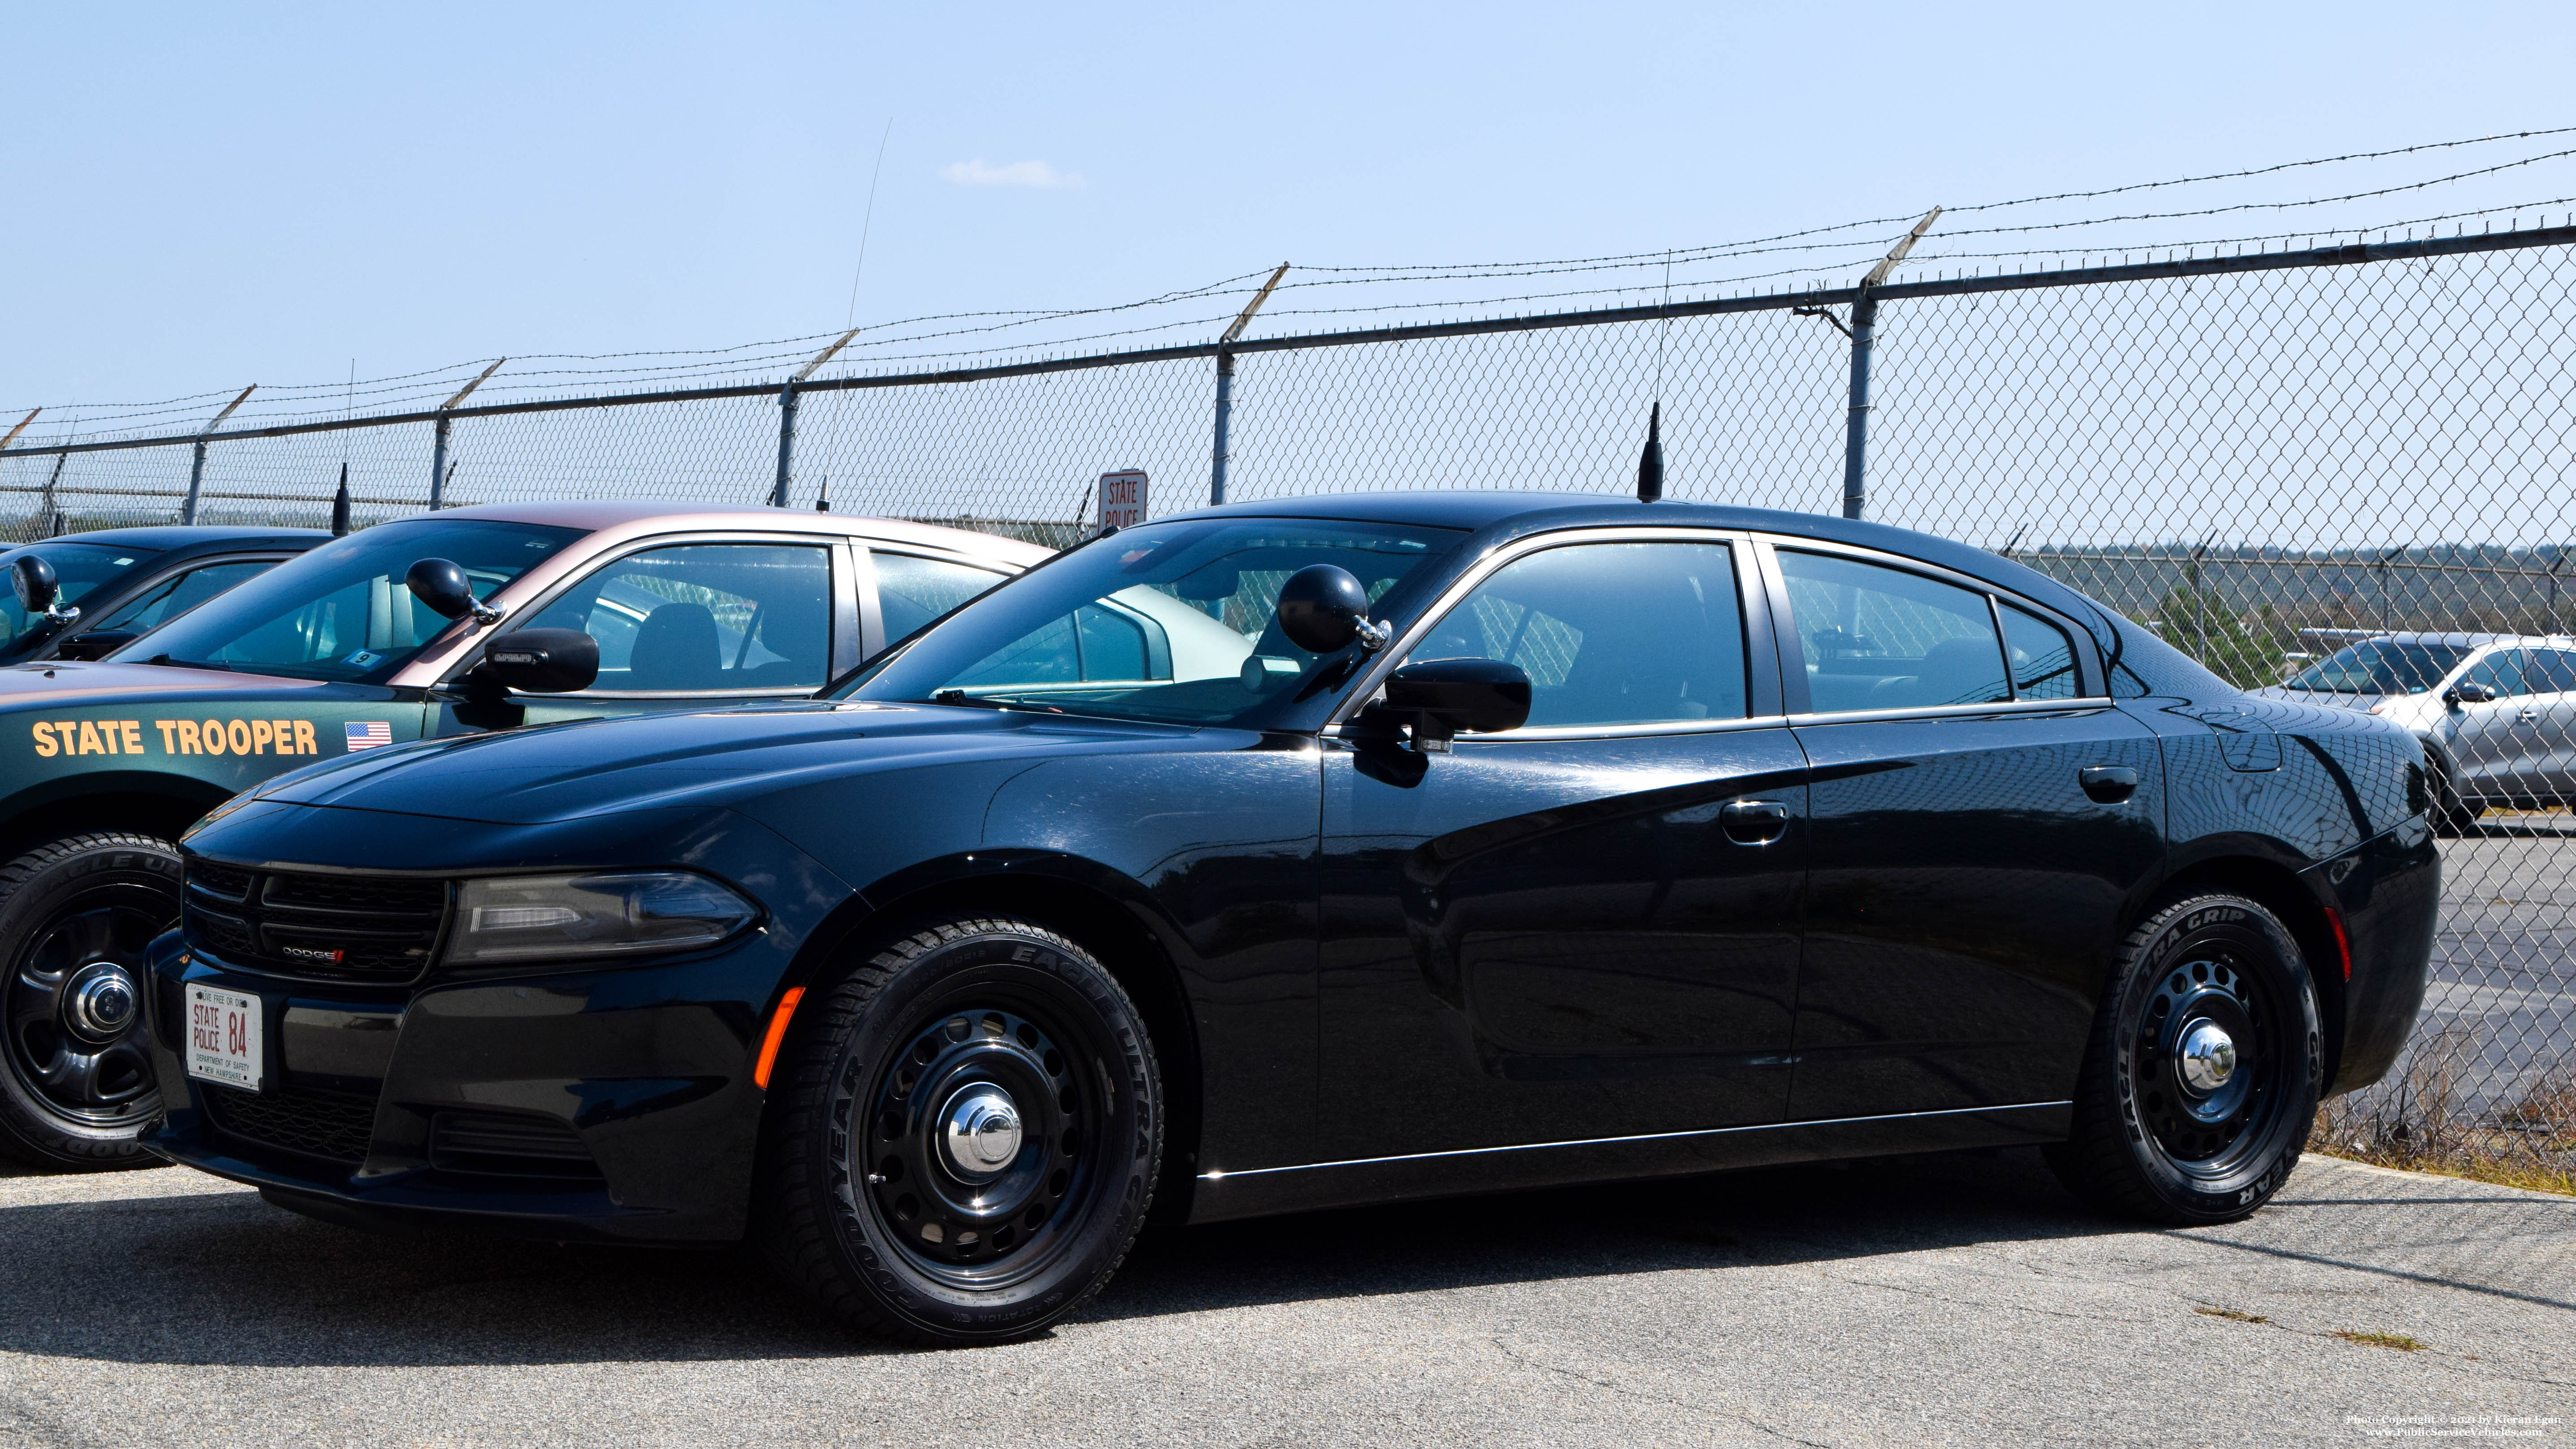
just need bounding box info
[6,2,2573,419]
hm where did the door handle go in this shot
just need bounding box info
[2079,765,2140,804]
[2519,708,2540,724]
[1719,799,1791,846]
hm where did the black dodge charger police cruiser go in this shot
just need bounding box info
[147,491,2438,1345]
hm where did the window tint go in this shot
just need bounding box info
[89,560,278,634]
[1779,550,2009,712]
[1408,541,1748,727]
[2459,649,2528,699]
[2283,639,2470,695]
[872,553,1008,645]
[2528,649,2576,694]
[2002,603,2080,700]
[520,543,832,693]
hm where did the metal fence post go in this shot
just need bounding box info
[772,379,800,508]
[178,384,257,525]
[1840,293,1878,521]
[1837,210,1941,522]
[774,330,862,509]
[1209,351,1237,506]
[1209,265,1290,506]
[430,359,505,510]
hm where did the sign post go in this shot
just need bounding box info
[1096,470,1148,532]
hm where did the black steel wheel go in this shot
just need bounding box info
[758,914,1161,1344]
[2048,892,2320,1223]
[0,833,182,1170]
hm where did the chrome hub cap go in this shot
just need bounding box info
[61,963,139,1044]
[2176,1020,2237,1094]
[940,1084,1025,1182]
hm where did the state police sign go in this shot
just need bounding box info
[1096,470,1147,532]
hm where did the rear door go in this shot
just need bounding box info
[1765,540,2166,1122]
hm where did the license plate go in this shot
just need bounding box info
[185,984,264,1092]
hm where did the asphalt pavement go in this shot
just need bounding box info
[1,1148,2568,1448]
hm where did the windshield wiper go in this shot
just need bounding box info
[923,690,1066,715]
[148,654,232,672]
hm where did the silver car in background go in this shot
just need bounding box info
[2254,631,2576,833]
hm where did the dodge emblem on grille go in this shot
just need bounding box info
[280,945,346,964]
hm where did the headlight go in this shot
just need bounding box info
[448,871,760,965]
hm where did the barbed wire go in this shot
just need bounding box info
[13,127,2576,435]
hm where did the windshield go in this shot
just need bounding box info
[844,518,1463,726]
[107,519,583,683]
[0,542,161,661]
[2283,639,2471,695]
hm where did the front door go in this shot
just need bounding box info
[2442,648,2530,804]
[2515,646,2576,804]
[1319,535,1806,1161]
[432,539,849,736]
[1769,544,2166,1122]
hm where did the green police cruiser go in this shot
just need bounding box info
[0,500,1045,1169]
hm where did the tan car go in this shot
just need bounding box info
[0,501,1047,1170]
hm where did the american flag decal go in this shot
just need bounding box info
[345,721,394,752]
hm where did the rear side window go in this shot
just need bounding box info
[1409,541,1748,727]
[89,560,277,633]
[2002,604,2080,700]
[1779,551,2010,711]
[873,553,1009,646]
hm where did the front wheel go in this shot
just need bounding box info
[2046,892,2320,1224]
[757,914,1162,1345]
[0,833,182,1170]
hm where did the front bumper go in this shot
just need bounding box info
[141,802,848,1242]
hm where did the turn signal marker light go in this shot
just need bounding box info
[754,986,806,1090]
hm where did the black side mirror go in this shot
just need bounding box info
[406,558,499,625]
[2446,679,2496,709]
[1383,657,1533,752]
[1275,564,1390,655]
[55,630,138,662]
[11,554,61,618]
[476,628,599,694]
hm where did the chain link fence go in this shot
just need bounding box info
[5,225,2573,1178]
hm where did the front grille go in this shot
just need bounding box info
[183,860,450,984]
[429,1110,604,1181]
[202,1082,379,1163]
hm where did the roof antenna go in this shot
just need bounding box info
[1636,402,1664,502]
[330,462,352,536]
[1639,249,1672,503]
[815,473,831,512]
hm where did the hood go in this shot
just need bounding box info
[0,659,339,707]
[253,701,1199,826]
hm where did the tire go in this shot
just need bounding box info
[0,832,182,1170]
[2046,892,2321,1225]
[2428,757,2484,836]
[757,914,1162,1345]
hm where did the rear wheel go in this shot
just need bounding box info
[2046,892,2319,1224]
[0,833,181,1170]
[757,914,1161,1344]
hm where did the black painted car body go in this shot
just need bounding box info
[143,493,2437,1244]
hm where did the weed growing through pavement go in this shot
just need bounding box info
[2336,1330,2426,1352]
[2310,1028,2576,1196]
[2194,1307,2269,1323]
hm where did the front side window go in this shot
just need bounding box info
[847,519,1462,727]
[2458,648,2528,700]
[0,542,161,659]
[108,520,581,683]
[517,543,834,693]
[2282,639,2469,696]
[1780,550,2010,711]
[2527,648,2576,694]
[88,560,279,635]
[1406,541,1749,727]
